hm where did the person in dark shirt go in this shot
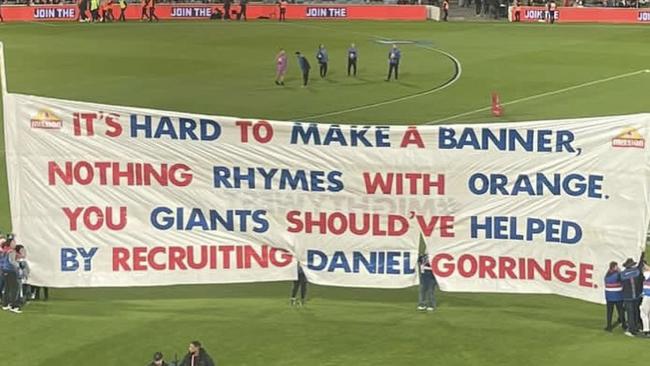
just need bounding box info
[316,44,328,78]
[347,43,358,77]
[385,44,401,82]
[603,261,626,332]
[180,341,216,366]
[147,352,169,366]
[620,252,645,336]
[295,51,310,87]
[224,0,232,20]
[238,0,247,20]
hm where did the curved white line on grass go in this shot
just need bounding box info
[425,69,649,125]
[297,46,462,121]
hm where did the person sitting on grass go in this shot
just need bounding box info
[180,341,215,366]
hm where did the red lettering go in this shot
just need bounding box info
[132,247,147,271]
[457,254,478,278]
[554,260,577,283]
[148,247,166,271]
[236,120,253,143]
[253,120,273,143]
[62,207,84,231]
[105,113,122,137]
[269,248,293,267]
[112,247,131,271]
[363,172,393,194]
[399,126,425,148]
[479,255,497,278]
[169,246,187,270]
[187,246,208,270]
[498,256,517,279]
[432,253,455,277]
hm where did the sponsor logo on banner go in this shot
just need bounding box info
[33,7,77,19]
[612,128,645,148]
[170,7,213,18]
[524,9,558,20]
[638,12,650,21]
[30,108,63,129]
[305,7,348,18]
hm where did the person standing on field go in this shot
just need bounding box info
[148,0,159,22]
[238,0,248,20]
[295,51,310,87]
[385,44,401,81]
[278,0,288,22]
[1,237,21,314]
[275,48,287,86]
[639,264,650,336]
[621,253,645,337]
[290,264,308,307]
[442,0,450,21]
[118,0,127,21]
[417,254,437,311]
[603,261,626,332]
[316,44,328,78]
[347,43,358,77]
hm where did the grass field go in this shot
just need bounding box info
[1,20,650,366]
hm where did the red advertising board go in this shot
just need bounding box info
[511,6,650,24]
[0,4,427,22]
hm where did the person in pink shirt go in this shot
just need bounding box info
[275,48,287,86]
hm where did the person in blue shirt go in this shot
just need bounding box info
[603,261,626,332]
[386,44,401,81]
[347,43,358,77]
[295,51,311,87]
[316,44,328,78]
[620,252,645,336]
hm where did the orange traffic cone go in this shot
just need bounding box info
[491,92,503,117]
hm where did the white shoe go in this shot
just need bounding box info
[1,306,10,311]
[417,306,426,311]
[427,307,435,311]
[625,331,634,337]
[9,307,22,314]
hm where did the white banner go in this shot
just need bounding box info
[3,91,650,302]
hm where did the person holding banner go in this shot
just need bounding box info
[640,264,650,336]
[604,261,626,332]
[621,253,645,337]
[290,264,308,307]
[417,254,437,311]
[0,236,21,313]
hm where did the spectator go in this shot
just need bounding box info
[238,0,247,20]
[180,341,216,366]
[118,0,127,21]
[1,235,21,314]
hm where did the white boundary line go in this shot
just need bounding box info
[298,45,462,120]
[0,42,7,96]
[425,69,650,125]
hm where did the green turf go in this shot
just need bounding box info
[1,20,650,366]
